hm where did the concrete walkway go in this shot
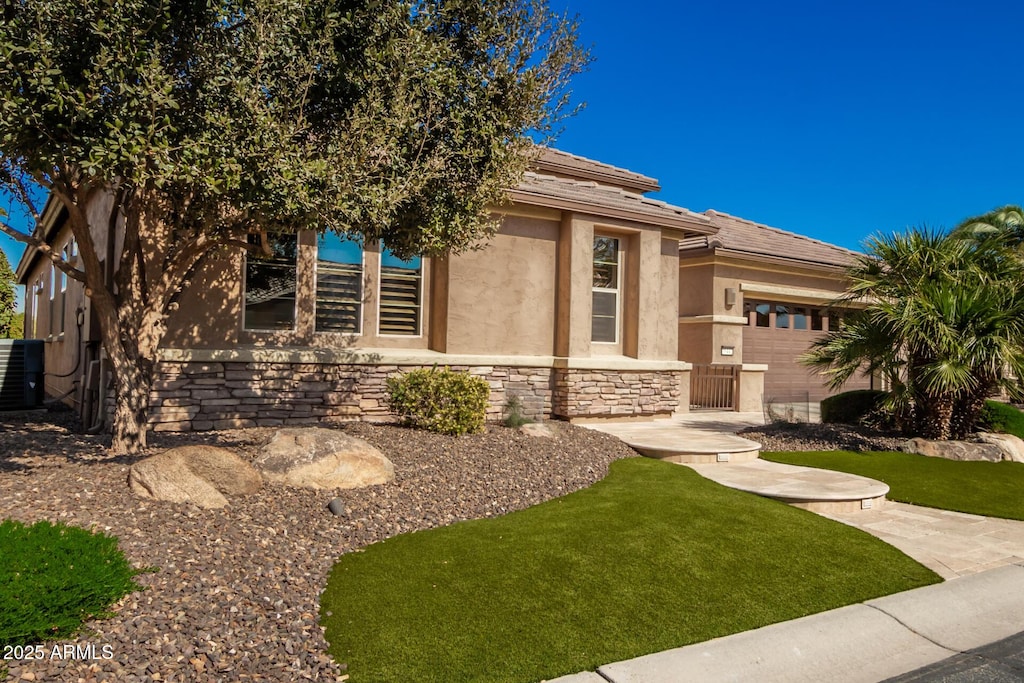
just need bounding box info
[562,413,1024,681]
[688,458,889,512]
[581,412,764,463]
[549,563,1024,683]
[583,412,890,510]
[826,502,1024,579]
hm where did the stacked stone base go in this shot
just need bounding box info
[149,360,684,432]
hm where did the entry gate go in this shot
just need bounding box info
[689,364,738,411]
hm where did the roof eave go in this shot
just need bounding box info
[14,194,63,284]
[507,187,715,235]
[684,246,854,273]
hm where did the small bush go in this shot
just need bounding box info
[820,390,888,425]
[980,400,1024,438]
[386,367,490,435]
[503,394,533,428]
[0,519,145,646]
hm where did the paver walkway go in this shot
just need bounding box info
[826,502,1024,579]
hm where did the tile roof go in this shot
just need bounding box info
[533,148,661,194]
[511,172,712,233]
[679,209,860,269]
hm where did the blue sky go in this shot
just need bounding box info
[3,0,1022,278]
[554,0,1024,250]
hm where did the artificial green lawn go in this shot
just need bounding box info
[763,450,1024,521]
[321,458,939,683]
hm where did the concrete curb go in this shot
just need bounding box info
[549,563,1024,683]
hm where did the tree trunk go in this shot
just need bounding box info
[109,351,154,453]
[917,392,955,440]
[951,390,990,440]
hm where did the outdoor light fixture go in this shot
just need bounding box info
[725,287,737,307]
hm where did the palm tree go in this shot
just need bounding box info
[802,226,1024,439]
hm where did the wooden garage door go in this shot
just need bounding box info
[742,301,871,404]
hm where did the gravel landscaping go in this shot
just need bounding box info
[740,421,908,453]
[0,409,636,682]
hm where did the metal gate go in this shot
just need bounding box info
[0,340,44,410]
[690,364,738,410]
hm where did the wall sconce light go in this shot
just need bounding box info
[725,287,737,307]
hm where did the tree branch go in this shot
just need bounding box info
[0,220,87,283]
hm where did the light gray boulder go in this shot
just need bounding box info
[905,437,1004,463]
[129,445,262,509]
[255,427,395,490]
[977,432,1024,463]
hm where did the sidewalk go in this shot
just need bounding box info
[550,563,1024,683]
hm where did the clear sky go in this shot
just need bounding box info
[3,0,1022,276]
[553,0,1024,251]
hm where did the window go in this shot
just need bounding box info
[774,303,790,329]
[378,246,422,336]
[316,233,363,334]
[792,306,808,330]
[32,277,43,338]
[58,245,68,334]
[745,300,770,327]
[591,236,620,343]
[244,233,297,330]
[828,310,842,331]
[811,308,824,331]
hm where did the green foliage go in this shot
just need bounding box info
[0,251,15,339]
[802,220,1024,439]
[820,390,889,425]
[502,393,533,428]
[321,458,938,683]
[386,367,490,435]
[0,519,144,646]
[980,400,1024,438]
[6,313,22,340]
[0,0,591,258]
[763,450,1024,521]
[0,0,590,453]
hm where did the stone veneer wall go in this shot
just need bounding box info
[149,361,684,432]
[149,361,556,431]
[552,369,682,419]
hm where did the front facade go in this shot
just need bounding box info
[678,210,872,413]
[18,150,716,431]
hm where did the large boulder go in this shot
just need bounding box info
[905,437,1005,463]
[129,445,263,509]
[977,433,1024,464]
[254,427,395,490]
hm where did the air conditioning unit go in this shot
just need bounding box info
[0,340,44,410]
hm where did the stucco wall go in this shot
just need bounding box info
[23,221,98,408]
[163,233,433,351]
[443,216,559,356]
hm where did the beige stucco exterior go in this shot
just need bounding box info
[679,254,854,365]
[19,149,711,430]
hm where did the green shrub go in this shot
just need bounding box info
[503,394,533,428]
[386,367,490,435]
[980,400,1024,438]
[820,390,888,425]
[0,519,145,647]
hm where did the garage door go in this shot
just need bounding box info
[742,300,871,404]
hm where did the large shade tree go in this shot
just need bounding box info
[0,0,590,453]
[802,216,1024,440]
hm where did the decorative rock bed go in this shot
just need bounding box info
[0,411,636,682]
